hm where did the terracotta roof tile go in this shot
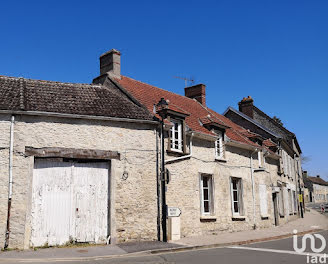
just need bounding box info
[116,75,263,148]
[263,139,277,147]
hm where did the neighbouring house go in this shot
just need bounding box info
[0,65,160,249]
[224,97,303,225]
[98,49,297,238]
[303,171,328,203]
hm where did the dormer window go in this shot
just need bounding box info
[170,119,183,152]
[215,130,224,159]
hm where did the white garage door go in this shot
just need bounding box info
[30,159,109,247]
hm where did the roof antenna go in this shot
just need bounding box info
[174,76,195,87]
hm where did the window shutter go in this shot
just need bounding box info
[182,120,187,153]
[229,177,234,215]
[210,176,215,214]
[222,137,226,158]
[278,187,284,216]
[259,184,268,217]
[239,179,244,215]
[167,116,171,151]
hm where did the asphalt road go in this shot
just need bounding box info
[1,231,327,264]
[306,203,328,216]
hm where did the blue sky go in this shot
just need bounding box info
[1,0,327,180]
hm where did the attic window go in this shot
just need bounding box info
[170,119,183,152]
[215,130,224,159]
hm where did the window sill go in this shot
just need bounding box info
[215,157,227,163]
[254,167,266,172]
[232,215,246,221]
[166,149,187,156]
[200,216,217,222]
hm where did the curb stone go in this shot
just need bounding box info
[0,229,324,262]
[149,229,324,254]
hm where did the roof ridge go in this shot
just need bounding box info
[224,106,281,138]
[0,75,102,87]
[122,75,198,103]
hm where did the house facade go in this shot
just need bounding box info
[107,50,298,237]
[0,71,159,249]
[224,97,303,225]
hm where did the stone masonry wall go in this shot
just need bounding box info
[0,114,11,249]
[164,135,279,238]
[0,114,158,249]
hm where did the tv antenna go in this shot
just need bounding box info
[174,76,195,87]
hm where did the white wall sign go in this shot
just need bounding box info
[167,207,181,217]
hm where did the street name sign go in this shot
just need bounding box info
[167,207,181,217]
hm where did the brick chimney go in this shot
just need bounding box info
[238,96,254,119]
[99,49,121,79]
[184,84,206,105]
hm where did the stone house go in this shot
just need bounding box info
[303,172,328,203]
[103,49,296,238]
[224,97,303,225]
[0,72,160,249]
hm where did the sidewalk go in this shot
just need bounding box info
[173,209,328,248]
[0,209,326,262]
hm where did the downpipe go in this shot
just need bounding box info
[250,149,258,230]
[4,115,15,249]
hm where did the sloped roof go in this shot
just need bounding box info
[115,75,262,148]
[0,75,153,120]
[308,176,328,186]
[263,139,278,148]
[223,106,281,138]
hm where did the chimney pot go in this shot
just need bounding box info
[184,84,206,105]
[239,96,254,118]
[99,49,121,78]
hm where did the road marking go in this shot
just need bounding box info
[227,246,327,258]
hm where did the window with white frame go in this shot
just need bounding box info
[170,119,183,151]
[200,174,214,215]
[215,130,224,159]
[230,177,243,216]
